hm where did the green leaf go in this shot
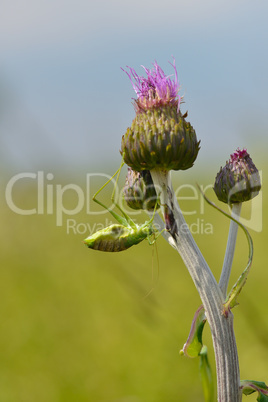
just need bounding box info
[198,186,253,316]
[181,306,215,401]
[241,380,268,401]
[258,393,268,402]
[199,346,214,402]
[180,305,206,358]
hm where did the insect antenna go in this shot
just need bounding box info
[142,239,160,300]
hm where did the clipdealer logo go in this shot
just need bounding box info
[5,172,116,227]
[4,171,263,234]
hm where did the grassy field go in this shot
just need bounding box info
[0,168,267,401]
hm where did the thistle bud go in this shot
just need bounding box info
[121,59,200,172]
[214,148,261,204]
[123,167,159,211]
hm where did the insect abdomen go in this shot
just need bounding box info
[84,224,148,252]
[92,237,128,252]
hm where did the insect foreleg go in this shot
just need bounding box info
[147,227,166,245]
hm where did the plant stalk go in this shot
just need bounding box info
[219,203,242,298]
[150,169,242,402]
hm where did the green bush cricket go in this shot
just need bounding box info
[84,158,162,252]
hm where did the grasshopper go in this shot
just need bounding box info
[84,159,161,252]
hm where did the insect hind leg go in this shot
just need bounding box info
[92,155,125,202]
[92,154,137,229]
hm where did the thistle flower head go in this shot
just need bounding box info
[122,57,181,113]
[121,57,200,172]
[214,148,261,204]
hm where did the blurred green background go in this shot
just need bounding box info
[0,167,267,402]
[1,0,268,400]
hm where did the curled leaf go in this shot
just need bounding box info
[241,380,268,401]
[180,305,206,358]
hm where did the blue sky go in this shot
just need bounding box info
[1,0,267,173]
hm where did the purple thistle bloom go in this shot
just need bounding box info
[122,57,181,113]
[230,148,248,164]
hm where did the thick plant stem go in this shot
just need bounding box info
[219,203,242,298]
[150,169,242,402]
